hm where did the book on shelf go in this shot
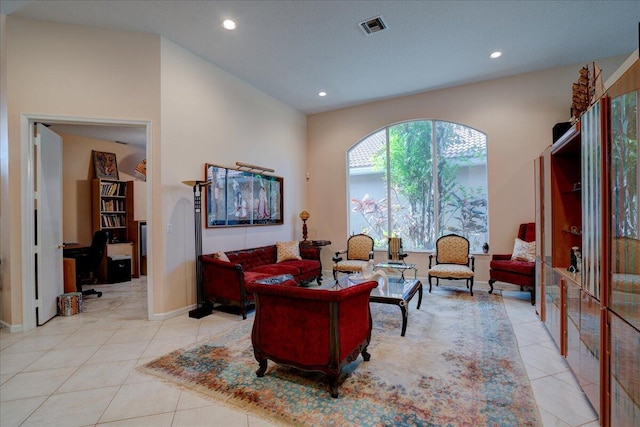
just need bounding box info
[100,182,126,197]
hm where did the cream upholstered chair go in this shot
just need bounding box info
[388,237,408,263]
[428,234,475,295]
[332,234,374,279]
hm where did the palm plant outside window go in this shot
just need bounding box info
[348,120,488,253]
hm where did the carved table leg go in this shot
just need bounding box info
[399,301,408,337]
[416,283,423,310]
[362,347,371,361]
[256,359,267,377]
[488,279,495,294]
[328,376,339,398]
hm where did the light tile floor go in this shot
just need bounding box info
[1,277,599,427]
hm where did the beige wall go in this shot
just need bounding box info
[0,15,7,324]
[61,134,145,245]
[306,55,627,282]
[2,17,160,328]
[0,16,307,329]
[158,38,307,314]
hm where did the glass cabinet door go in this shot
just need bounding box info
[581,101,603,299]
[609,88,639,426]
[609,90,639,331]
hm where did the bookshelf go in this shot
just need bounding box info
[92,179,139,279]
[92,179,132,243]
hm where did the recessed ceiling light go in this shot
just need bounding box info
[222,19,237,30]
[318,91,327,97]
[490,51,502,59]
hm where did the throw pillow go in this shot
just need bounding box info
[276,240,301,263]
[511,238,536,262]
[213,251,230,262]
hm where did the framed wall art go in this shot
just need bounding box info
[205,163,283,228]
[93,150,120,180]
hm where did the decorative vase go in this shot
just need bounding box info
[482,243,489,254]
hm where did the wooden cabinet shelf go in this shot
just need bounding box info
[561,229,582,236]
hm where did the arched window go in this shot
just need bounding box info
[347,120,488,253]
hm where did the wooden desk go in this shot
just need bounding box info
[63,258,77,293]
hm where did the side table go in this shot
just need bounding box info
[300,240,332,247]
[300,240,331,284]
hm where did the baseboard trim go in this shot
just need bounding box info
[0,319,23,333]
[149,304,194,321]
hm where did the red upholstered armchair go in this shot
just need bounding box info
[488,223,536,305]
[245,279,378,398]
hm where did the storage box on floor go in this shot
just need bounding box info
[108,255,131,283]
[58,292,82,316]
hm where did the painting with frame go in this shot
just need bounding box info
[93,150,119,180]
[205,164,227,227]
[204,163,283,228]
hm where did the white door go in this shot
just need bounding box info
[35,123,64,325]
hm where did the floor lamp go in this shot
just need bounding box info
[182,180,212,319]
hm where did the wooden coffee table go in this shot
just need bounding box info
[336,276,423,336]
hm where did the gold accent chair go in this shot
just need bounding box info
[428,234,475,295]
[332,234,374,279]
[387,237,408,263]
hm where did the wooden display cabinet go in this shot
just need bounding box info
[550,122,582,270]
[536,52,640,426]
[606,58,640,426]
[543,267,563,352]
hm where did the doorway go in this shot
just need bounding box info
[20,114,153,331]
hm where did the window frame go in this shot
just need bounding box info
[347,119,489,253]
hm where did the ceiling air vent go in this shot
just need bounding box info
[359,16,387,35]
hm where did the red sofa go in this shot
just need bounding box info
[200,244,322,319]
[488,223,536,304]
[246,279,378,398]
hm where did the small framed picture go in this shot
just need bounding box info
[93,150,119,180]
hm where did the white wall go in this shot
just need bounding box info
[307,55,627,282]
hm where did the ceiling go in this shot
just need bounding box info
[2,0,639,143]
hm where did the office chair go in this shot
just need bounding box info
[65,230,109,297]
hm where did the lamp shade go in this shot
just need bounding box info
[182,180,211,187]
[299,210,310,220]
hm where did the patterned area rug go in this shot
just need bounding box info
[139,288,541,426]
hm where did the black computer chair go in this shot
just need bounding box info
[64,230,109,297]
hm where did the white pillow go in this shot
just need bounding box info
[511,238,536,262]
[213,251,230,262]
[276,241,302,263]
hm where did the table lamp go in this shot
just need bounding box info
[299,210,310,242]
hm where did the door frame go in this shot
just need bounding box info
[20,113,153,331]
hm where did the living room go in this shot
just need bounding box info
[1,1,639,425]
[2,1,637,329]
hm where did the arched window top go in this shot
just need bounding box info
[347,119,489,252]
